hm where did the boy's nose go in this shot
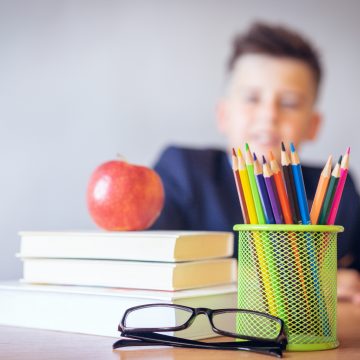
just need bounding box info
[257,101,279,126]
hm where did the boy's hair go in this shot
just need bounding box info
[228,22,322,91]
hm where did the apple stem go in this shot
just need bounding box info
[116,153,127,162]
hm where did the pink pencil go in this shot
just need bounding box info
[327,147,350,225]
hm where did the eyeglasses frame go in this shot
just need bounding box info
[118,303,287,345]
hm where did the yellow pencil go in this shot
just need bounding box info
[238,148,277,315]
[237,148,258,224]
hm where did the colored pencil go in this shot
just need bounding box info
[276,145,310,314]
[289,144,331,333]
[281,142,302,224]
[327,148,350,225]
[239,150,277,314]
[261,155,289,321]
[245,144,266,224]
[290,143,311,224]
[263,156,284,224]
[253,153,275,224]
[237,149,258,224]
[231,148,250,224]
[269,151,293,224]
[310,155,332,225]
[318,155,342,225]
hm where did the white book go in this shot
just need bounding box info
[0,282,237,339]
[20,257,237,291]
[18,230,234,262]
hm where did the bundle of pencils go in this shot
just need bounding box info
[232,143,350,225]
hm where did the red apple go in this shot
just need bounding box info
[87,158,165,231]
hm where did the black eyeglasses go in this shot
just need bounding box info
[113,303,287,358]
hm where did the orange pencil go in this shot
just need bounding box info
[310,155,332,225]
[231,148,250,224]
[269,151,293,224]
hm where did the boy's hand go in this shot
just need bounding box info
[337,269,360,304]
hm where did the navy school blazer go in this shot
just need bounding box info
[151,146,360,271]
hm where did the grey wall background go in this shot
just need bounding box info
[1,0,359,280]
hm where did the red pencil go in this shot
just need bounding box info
[327,148,350,225]
[269,151,293,224]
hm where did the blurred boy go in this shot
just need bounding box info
[151,22,360,302]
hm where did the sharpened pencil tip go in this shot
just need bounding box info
[338,155,342,164]
[232,148,236,157]
[281,142,286,151]
[269,151,274,161]
[237,148,243,158]
[245,143,249,151]
[262,155,267,164]
[253,152,257,161]
[290,142,295,152]
[347,147,351,155]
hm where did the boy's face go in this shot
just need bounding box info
[217,54,321,159]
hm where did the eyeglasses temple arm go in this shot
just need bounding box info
[114,336,281,349]
[113,338,162,349]
[124,330,281,347]
[119,331,283,357]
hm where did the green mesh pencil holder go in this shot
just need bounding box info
[234,224,344,351]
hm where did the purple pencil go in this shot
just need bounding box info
[253,153,275,224]
[262,156,284,224]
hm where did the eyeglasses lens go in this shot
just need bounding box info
[212,311,281,340]
[124,305,193,331]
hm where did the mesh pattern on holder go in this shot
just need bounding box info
[235,224,343,351]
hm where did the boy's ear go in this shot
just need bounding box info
[216,99,229,134]
[306,111,322,141]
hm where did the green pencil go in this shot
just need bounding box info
[245,144,266,224]
[318,156,342,225]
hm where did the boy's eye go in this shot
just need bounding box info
[243,93,260,104]
[280,96,301,109]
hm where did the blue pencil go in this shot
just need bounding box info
[290,143,311,224]
[290,143,329,335]
[253,153,275,224]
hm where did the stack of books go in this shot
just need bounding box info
[0,231,237,339]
